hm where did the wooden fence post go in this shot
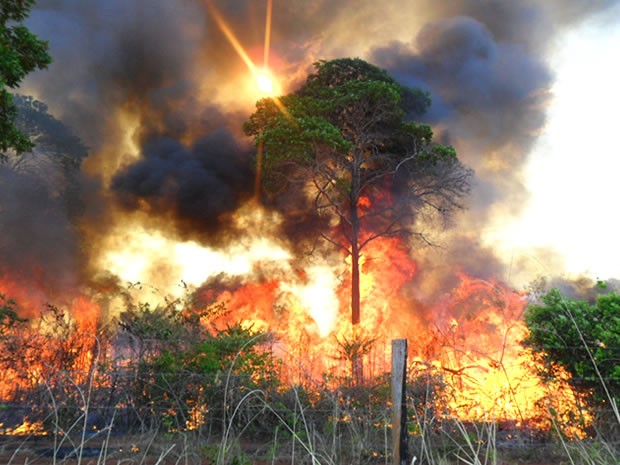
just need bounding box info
[391,339,408,465]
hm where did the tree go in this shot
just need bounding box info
[244,58,472,332]
[524,289,620,424]
[1,95,88,216]
[8,95,88,170]
[1,0,52,154]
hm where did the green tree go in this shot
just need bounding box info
[8,95,88,170]
[1,95,88,217]
[524,289,620,413]
[244,58,472,332]
[1,0,52,154]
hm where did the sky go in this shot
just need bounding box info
[486,9,620,283]
[6,0,620,302]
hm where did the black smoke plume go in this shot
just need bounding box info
[111,129,254,240]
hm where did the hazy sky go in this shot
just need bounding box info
[487,9,620,282]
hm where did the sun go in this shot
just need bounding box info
[256,69,277,95]
[257,73,273,93]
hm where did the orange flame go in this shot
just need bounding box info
[0,211,590,435]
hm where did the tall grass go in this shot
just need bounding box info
[1,377,617,464]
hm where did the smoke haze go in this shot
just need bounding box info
[3,0,617,308]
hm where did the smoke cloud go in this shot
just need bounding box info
[0,165,80,308]
[4,0,615,304]
[111,129,254,240]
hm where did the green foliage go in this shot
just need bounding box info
[1,0,52,153]
[0,95,89,219]
[524,289,620,403]
[118,300,280,432]
[119,301,188,343]
[155,322,280,384]
[243,59,450,193]
[336,330,377,364]
[244,94,352,164]
[300,57,431,117]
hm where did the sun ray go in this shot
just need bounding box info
[206,0,294,200]
[264,0,272,68]
[205,0,257,74]
[272,96,295,122]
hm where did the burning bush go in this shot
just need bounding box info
[113,298,281,434]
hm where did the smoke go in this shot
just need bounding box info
[364,1,616,291]
[369,12,553,219]
[529,275,620,304]
[111,128,254,240]
[6,0,615,303]
[367,13,553,292]
[0,165,80,306]
[24,0,209,148]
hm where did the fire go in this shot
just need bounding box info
[0,0,598,444]
[0,297,103,401]
[0,203,590,436]
[0,419,47,436]
[192,232,587,429]
[280,264,339,337]
[97,204,290,300]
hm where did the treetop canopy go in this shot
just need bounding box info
[1,0,52,154]
[243,58,464,195]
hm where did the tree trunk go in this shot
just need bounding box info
[351,242,360,326]
[350,189,363,383]
[254,139,263,201]
[350,155,362,327]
